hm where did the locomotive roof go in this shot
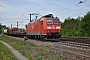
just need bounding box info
[37,14,59,21]
[42,14,54,18]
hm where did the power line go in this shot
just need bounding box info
[28,0,46,12]
[56,0,87,16]
[59,4,90,16]
[70,10,89,17]
[22,14,29,20]
[26,0,61,19]
[35,0,61,18]
[37,0,60,13]
[60,10,89,20]
[24,0,88,21]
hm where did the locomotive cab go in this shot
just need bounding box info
[45,18,62,38]
[40,14,62,38]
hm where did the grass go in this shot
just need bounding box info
[0,35,63,60]
[0,41,17,60]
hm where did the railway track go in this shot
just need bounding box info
[60,37,90,44]
[27,37,90,59]
[59,41,90,50]
[4,35,90,60]
[33,38,90,59]
[55,41,90,57]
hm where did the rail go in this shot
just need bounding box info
[55,41,90,57]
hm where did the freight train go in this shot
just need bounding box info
[3,27,26,37]
[4,14,62,40]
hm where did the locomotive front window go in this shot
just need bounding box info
[46,20,59,24]
[53,20,59,24]
[46,20,53,24]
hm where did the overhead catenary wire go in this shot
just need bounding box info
[59,4,90,17]
[60,11,88,20]
[27,0,87,19]
[56,0,88,22]
[69,10,90,18]
[24,0,88,22]
[55,0,87,16]
[22,0,46,21]
[27,0,46,13]
[37,0,87,19]
[22,14,29,20]
[37,0,60,13]
[60,9,90,21]
[66,0,88,18]
[29,0,61,19]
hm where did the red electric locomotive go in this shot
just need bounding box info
[26,14,62,40]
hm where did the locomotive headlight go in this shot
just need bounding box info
[47,26,51,29]
[56,26,61,29]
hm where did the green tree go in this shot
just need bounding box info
[80,12,90,37]
[62,11,90,37]
[2,25,6,28]
[62,17,81,36]
[0,23,2,34]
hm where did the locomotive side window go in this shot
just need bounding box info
[46,20,59,24]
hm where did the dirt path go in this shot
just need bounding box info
[0,40,29,60]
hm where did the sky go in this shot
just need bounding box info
[0,0,90,28]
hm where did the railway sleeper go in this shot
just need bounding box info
[60,45,90,56]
